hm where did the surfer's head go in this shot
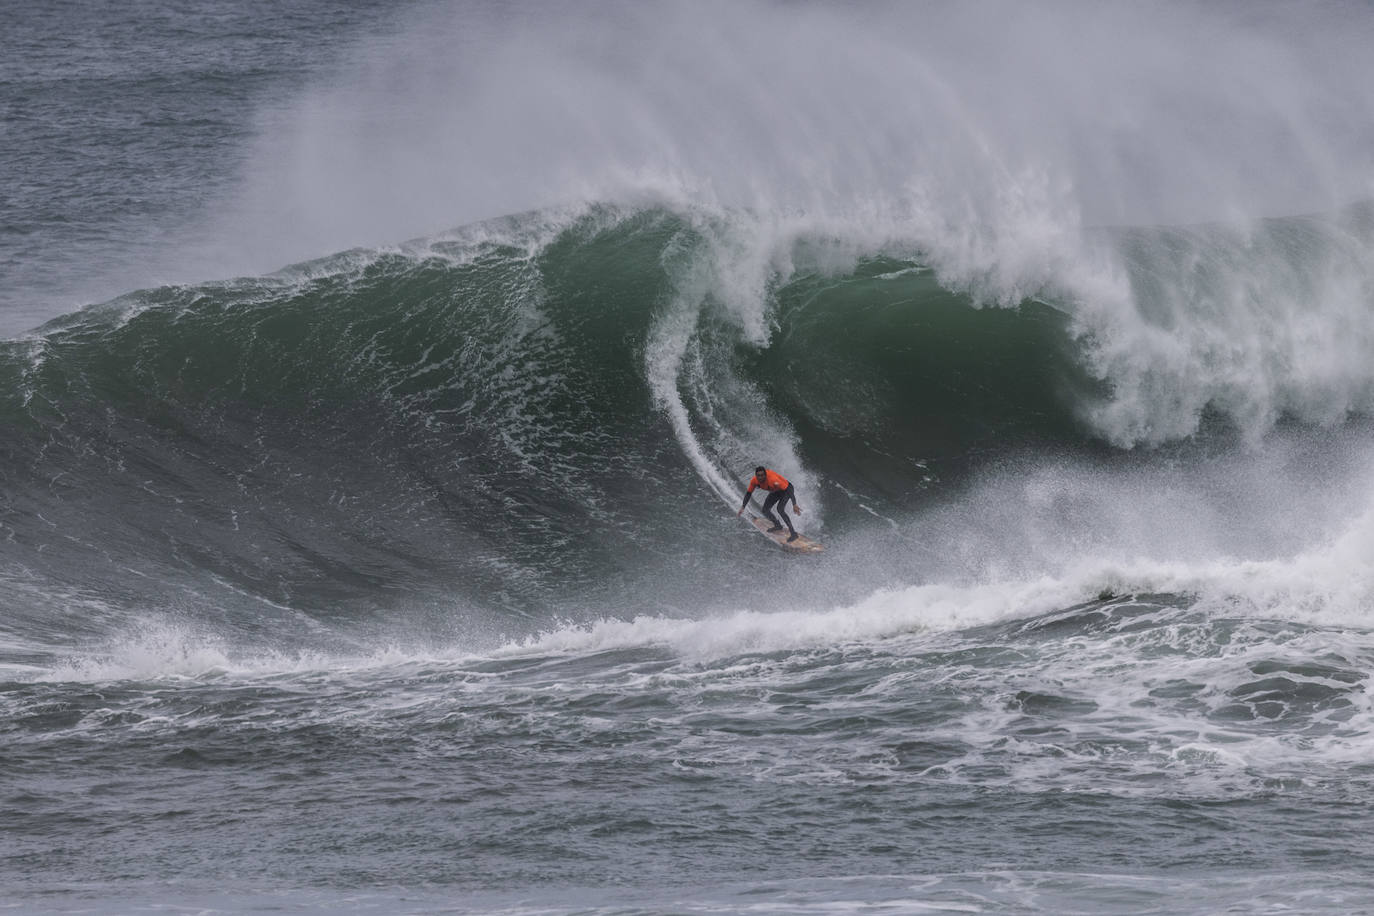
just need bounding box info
[754,466,766,479]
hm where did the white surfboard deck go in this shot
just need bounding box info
[749,516,824,553]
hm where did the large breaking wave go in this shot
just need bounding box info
[4,199,1374,659]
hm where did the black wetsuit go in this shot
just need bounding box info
[760,485,797,536]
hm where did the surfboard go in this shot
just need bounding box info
[749,516,824,553]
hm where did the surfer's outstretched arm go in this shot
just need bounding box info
[737,477,758,517]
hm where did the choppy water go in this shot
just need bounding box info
[6,2,1374,913]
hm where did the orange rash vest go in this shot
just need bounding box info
[746,469,791,493]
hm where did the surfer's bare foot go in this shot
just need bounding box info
[787,532,799,542]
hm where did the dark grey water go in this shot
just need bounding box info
[8,599,1374,913]
[6,2,1374,913]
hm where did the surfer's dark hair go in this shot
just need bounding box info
[754,466,766,475]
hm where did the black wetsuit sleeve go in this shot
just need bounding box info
[740,487,754,510]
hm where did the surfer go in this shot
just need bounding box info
[737,466,801,542]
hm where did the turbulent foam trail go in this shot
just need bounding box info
[643,209,815,512]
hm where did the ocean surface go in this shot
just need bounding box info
[6,1,1374,913]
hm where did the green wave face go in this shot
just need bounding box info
[2,202,1372,636]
